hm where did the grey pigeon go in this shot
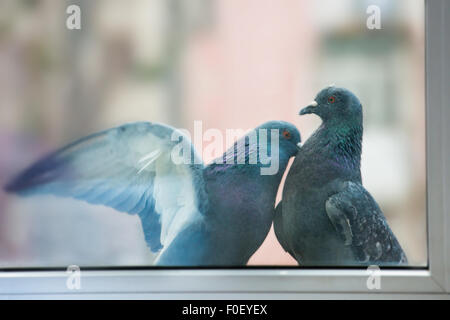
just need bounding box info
[5,120,301,266]
[274,86,407,266]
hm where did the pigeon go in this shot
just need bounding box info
[274,86,407,266]
[5,120,301,266]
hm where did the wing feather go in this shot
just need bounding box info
[5,122,207,253]
[325,181,407,265]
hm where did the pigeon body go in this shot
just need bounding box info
[5,120,301,266]
[275,87,407,266]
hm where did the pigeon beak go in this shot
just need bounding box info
[299,100,318,116]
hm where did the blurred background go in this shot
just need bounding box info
[0,0,426,267]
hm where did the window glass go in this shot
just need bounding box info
[0,0,426,268]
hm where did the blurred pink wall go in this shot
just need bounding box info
[183,0,317,265]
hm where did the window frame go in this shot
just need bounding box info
[0,0,449,299]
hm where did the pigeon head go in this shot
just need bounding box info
[300,86,362,126]
[217,121,301,176]
[255,121,302,158]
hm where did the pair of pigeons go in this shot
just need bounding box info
[5,86,407,266]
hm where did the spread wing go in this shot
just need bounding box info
[5,122,208,253]
[325,181,407,265]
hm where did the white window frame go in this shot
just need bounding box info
[0,0,449,299]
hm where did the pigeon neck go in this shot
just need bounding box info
[318,121,362,170]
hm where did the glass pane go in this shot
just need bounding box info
[0,0,426,268]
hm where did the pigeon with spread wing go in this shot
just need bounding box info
[6,120,301,266]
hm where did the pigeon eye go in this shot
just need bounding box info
[328,96,336,104]
[282,130,291,139]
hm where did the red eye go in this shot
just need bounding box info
[328,96,336,103]
[282,130,291,139]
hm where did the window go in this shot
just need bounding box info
[0,0,448,298]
